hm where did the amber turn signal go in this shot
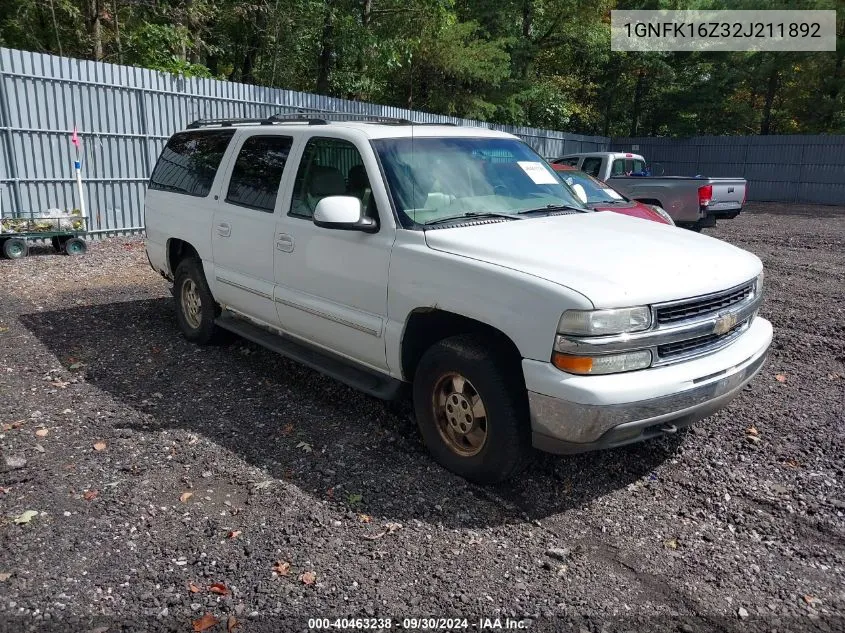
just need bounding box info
[552,352,593,374]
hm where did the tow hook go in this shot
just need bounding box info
[660,423,678,434]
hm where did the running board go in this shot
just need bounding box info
[215,312,406,401]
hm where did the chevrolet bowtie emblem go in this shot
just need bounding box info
[713,313,738,336]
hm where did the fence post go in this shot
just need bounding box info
[0,54,24,218]
[796,140,805,204]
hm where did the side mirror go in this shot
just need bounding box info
[313,196,377,233]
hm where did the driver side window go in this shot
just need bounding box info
[289,137,377,220]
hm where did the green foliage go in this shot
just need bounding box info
[0,0,842,135]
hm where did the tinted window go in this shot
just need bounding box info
[149,130,235,197]
[581,157,602,177]
[611,158,646,176]
[290,137,376,220]
[225,136,293,212]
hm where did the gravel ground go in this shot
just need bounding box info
[1,203,843,633]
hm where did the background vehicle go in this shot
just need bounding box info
[551,164,673,225]
[145,115,771,484]
[553,152,747,231]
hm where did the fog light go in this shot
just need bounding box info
[552,350,652,375]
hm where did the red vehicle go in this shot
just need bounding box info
[551,164,674,225]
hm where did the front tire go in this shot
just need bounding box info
[413,334,532,484]
[173,257,220,344]
[2,238,28,259]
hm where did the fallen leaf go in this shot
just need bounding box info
[68,362,86,371]
[783,457,800,469]
[0,327,8,333]
[361,521,402,540]
[13,510,38,525]
[227,615,240,632]
[300,570,317,585]
[746,425,758,436]
[188,582,202,593]
[827,372,841,380]
[358,513,372,523]
[803,595,822,607]
[180,492,194,503]
[296,441,313,453]
[272,561,290,576]
[51,380,70,389]
[326,487,334,500]
[281,423,294,436]
[1,420,24,432]
[227,530,242,539]
[775,374,787,383]
[192,614,219,632]
[664,538,678,550]
[93,441,107,451]
[0,572,11,581]
[35,428,49,437]
[347,493,363,506]
[83,490,99,501]
[208,582,229,596]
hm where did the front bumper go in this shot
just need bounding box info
[525,317,772,454]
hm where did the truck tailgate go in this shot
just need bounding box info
[709,179,746,212]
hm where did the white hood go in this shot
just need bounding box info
[424,212,762,308]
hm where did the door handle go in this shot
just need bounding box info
[216,223,231,238]
[276,233,294,253]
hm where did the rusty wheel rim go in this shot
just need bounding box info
[181,278,202,329]
[431,372,487,457]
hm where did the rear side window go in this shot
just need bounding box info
[149,130,235,197]
[226,136,294,212]
[611,158,646,176]
[581,157,602,177]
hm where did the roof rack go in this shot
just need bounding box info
[186,111,459,129]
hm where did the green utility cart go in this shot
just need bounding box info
[0,210,89,259]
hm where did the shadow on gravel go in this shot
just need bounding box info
[20,298,683,527]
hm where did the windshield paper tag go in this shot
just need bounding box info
[517,161,558,185]
[603,188,623,199]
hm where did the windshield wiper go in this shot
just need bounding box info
[517,204,587,216]
[423,212,524,226]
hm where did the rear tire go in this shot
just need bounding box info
[412,334,532,484]
[2,238,27,259]
[173,257,220,344]
[63,237,87,256]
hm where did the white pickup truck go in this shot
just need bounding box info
[144,115,772,483]
[553,152,747,231]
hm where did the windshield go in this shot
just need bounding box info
[373,137,587,226]
[556,169,629,205]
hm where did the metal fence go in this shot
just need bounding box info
[0,47,608,234]
[610,135,845,205]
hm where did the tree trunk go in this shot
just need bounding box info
[630,69,645,137]
[760,66,779,135]
[86,0,103,60]
[518,0,533,79]
[113,0,122,64]
[316,1,334,94]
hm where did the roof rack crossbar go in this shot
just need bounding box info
[187,111,433,129]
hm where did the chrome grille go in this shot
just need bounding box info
[657,319,749,359]
[655,283,754,325]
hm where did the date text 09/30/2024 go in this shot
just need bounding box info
[307,617,530,630]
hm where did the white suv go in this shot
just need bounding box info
[144,114,772,483]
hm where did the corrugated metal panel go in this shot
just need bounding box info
[612,134,845,204]
[0,47,610,233]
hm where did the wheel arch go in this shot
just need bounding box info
[400,308,524,383]
[166,238,201,279]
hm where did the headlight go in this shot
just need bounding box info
[552,350,653,375]
[754,271,764,297]
[648,204,675,226]
[558,307,652,336]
